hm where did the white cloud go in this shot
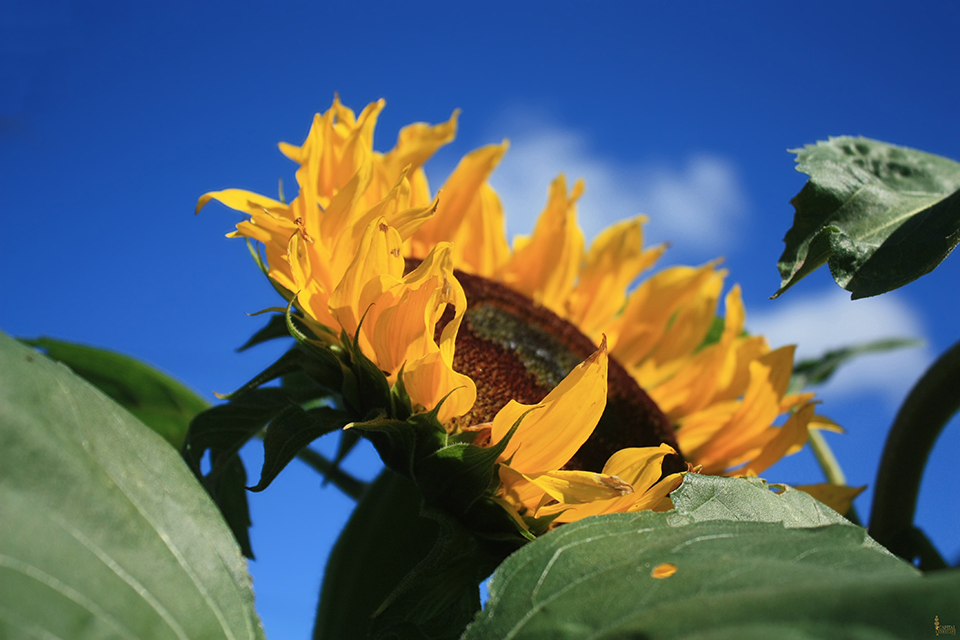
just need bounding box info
[748,288,932,405]
[479,116,746,254]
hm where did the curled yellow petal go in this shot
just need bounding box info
[329,217,404,345]
[518,469,633,505]
[403,350,477,426]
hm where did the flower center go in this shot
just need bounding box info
[414,261,684,475]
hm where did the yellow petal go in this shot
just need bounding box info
[196,188,288,217]
[329,218,404,344]
[491,338,608,473]
[382,109,460,178]
[449,183,512,278]
[610,263,723,374]
[741,402,814,476]
[518,469,633,505]
[372,278,440,374]
[566,217,665,337]
[403,350,477,426]
[503,175,585,315]
[690,346,797,473]
[411,142,509,251]
[793,483,866,515]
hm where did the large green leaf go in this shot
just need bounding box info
[464,475,958,639]
[313,470,441,640]
[774,137,960,299]
[0,331,264,640]
[20,336,209,448]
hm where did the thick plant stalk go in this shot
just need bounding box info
[868,338,960,568]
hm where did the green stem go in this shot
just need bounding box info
[867,338,960,568]
[296,447,368,500]
[253,431,367,500]
[808,429,861,525]
[808,429,846,485]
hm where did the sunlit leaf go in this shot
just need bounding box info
[20,336,208,448]
[465,475,958,639]
[775,137,960,299]
[0,331,264,639]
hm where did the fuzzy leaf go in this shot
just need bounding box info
[0,331,264,639]
[464,475,957,640]
[19,336,208,448]
[775,137,960,299]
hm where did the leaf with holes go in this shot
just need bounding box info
[775,136,960,299]
[464,474,959,639]
[0,331,264,639]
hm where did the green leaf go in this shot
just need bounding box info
[775,136,960,299]
[249,405,351,492]
[0,331,264,640]
[313,471,441,640]
[20,336,208,448]
[465,475,958,640]
[789,337,922,393]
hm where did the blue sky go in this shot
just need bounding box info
[3,2,959,638]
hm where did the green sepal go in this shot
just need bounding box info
[414,412,524,517]
[19,336,208,448]
[237,313,291,352]
[249,405,351,492]
[339,326,391,417]
[217,347,312,400]
[182,387,314,476]
[348,412,446,479]
[181,386,319,555]
[391,362,413,420]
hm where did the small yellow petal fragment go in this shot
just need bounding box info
[651,563,677,579]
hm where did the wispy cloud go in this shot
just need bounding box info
[475,111,746,254]
[748,288,931,406]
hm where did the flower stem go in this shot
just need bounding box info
[809,429,846,485]
[808,429,861,524]
[868,338,960,568]
[297,447,368,500]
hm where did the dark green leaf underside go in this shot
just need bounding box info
[0,331,263,640]
[775,136,960,299]
[465,475,956,640]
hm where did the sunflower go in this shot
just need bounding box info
[199,96,850,525]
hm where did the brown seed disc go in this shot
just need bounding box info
[408,259,685,474]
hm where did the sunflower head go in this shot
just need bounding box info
[192,96,840,543]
